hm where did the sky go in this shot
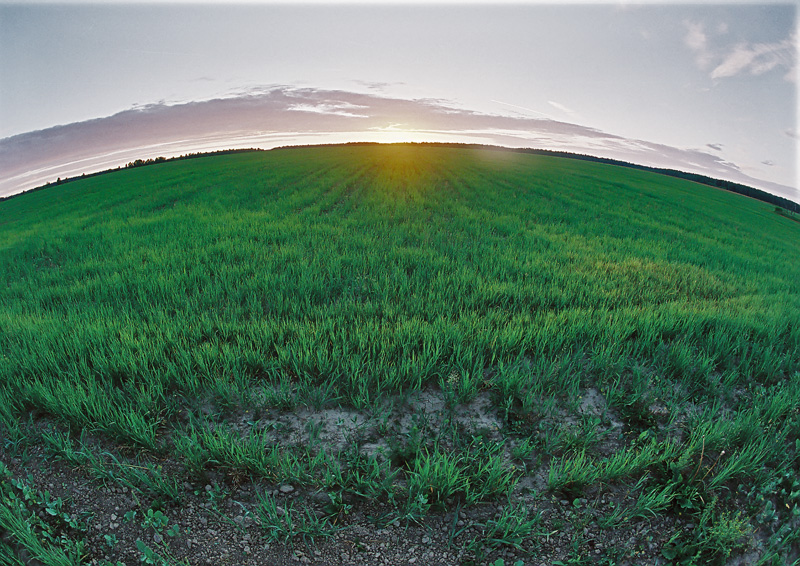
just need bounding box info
[0,1,797,202]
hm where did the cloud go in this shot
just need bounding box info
[547,100,580,120]
[0,86,795,202]
[683,20,796,82]
[762,160,775,166]
[706,143,723,151]
[684,22,707,51]
[287,101,370,118]
[710,36,796,80]
[684,21,713,69]
[352,80,404,92]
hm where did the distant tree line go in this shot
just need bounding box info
[420,143,800,214]
[126,156,167,168]
[273,141,799,213]
[517,147,800,214]
[0,148,264,202]
[4,143,797,213]
[125,148,264,170]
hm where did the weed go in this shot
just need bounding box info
[481,502,543,550]
[104,533,119,549]
[254,491,336,547]
[0,469,86,566]
[662,497,755,565]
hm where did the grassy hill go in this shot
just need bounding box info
[1,144,798,565]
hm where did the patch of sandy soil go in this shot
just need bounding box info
[0,388,746,565]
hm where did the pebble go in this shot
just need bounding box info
[279,484,295,494]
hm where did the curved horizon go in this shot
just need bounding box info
[1,86,797,204]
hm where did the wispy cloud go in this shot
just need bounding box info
[684,21,713,69]
[287,101,370,118]
[352,80,404,92]
[706,143,723,151]
[684,20,797,82]
[0,86,794,201]
[710,35,796,80]
[547,100,580,121]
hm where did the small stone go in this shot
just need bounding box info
[421,536,431,544]
[279,484,295,494]
[409,558,416,564]
[153,534,163,544]
[110,514,117,521]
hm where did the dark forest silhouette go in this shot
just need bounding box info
[3,143,798,213]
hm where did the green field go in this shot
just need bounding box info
[1,144,798,565]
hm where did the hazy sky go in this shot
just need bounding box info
[0,2,797,201]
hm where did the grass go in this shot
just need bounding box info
[1,143,798,563]
[254,491,337,547]
[0,462,86,565]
